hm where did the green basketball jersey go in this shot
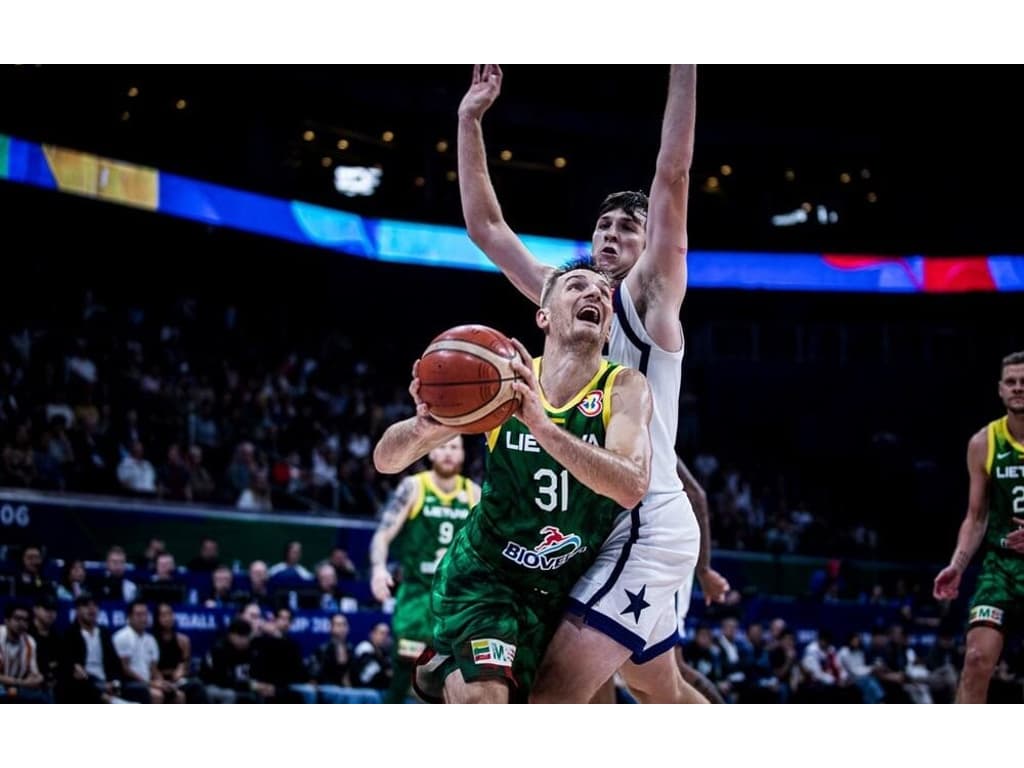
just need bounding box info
[395,472,476,589]
[460,357,628,594]
[985,416,1024,551]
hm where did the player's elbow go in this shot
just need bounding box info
[466,219,503,250]
[690,485,708,509]
[372,445,399,475]
[654,158,692,187]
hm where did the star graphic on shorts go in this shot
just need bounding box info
[620,585,650,624]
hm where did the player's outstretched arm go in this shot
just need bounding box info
[934,428,990,600]
[627,64,696,329]
[369,475,418,601]
[509,341,651,510]
[373,364,459,475]
[458,64,552,306]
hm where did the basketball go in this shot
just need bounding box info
[417,324,520,433]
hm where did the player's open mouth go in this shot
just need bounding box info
[576,305,601,325]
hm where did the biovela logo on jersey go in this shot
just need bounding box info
[502,525,587,571]
[577,390,603,418]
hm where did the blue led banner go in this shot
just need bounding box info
[3,132,1021,293]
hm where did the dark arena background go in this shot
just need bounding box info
[1,64,1022,704]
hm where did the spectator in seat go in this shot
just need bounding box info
[238,470,273,511]
[200,618,259,703]
[326,547,357,581]
[714,617,749,700]
[134,538,166,573]
[56,559,88,602]
[186,445,216,502]
[187,537,222,573]
[226,442,256,498]
[152,553,178,583]
[140,552,185,604]
[313,563,348,612]
[924,628,963,704]
[235,560,273,609]
[117,440,157,495]
[882,623,932,704]
[3,421,37,488]
[89,545,138,602]
[799,629,858,702]
[29,595,59,698]
[268,541,313,581]
[768,630,799,703]
[112,599,174,703]
[15,545,55,601]
[250,606,311,703]
[155,603,205,703]
[313,614,355,702]
[0,602,50,702]
[57,594,123,703]
[837,632,884,704]
[204,566,237,608]
[684,624,723,694]
[352,622,393,691]
[159,443,192,501]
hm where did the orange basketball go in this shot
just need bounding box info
[418,324,520,434]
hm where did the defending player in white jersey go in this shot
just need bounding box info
[457,64,729,702]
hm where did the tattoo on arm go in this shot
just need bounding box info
[370,477,415,568]
[381,477,415,526]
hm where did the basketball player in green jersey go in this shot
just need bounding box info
[374,262,653,703]
[934,350,1024,703]
[370,435,480,703]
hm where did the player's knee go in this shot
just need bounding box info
[963,644,997,678]
[465,685,506,704]
[451,678,508,704]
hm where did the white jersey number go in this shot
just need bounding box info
[534,468,569,512]
[438,520,454,545]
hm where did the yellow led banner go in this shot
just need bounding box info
[42,145,159,210]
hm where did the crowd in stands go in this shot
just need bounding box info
[692,453,881,558]
[0,537,394,703]
[1,288,882,558]
[679,612,1019,704]
[0,290,417,518]
[3,535,1022,703]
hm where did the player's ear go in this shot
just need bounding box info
[536,307,550,332]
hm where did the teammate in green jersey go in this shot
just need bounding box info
[374,261,653,703]
[369,436,480,703]
[934,350,1024,703]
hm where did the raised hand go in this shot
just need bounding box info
[458,64,503,122]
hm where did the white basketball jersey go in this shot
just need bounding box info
[607,279,685,497]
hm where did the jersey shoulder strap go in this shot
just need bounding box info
[407,472,428,520]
